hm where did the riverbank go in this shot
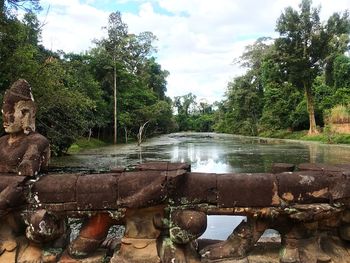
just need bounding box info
[68,138,107,153]
[259,130,350,144]
[67,130,350,155]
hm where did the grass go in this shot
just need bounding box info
[259,129,350,145]
[301,134,328,143]
[329,134,350,144]
[259,105,350,144]
[259,130,307,140]
[68,138,107,154]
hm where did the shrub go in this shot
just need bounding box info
[325,105,350,124]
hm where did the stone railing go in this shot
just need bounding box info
[1,162,350,263]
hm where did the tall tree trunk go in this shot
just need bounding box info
[304,82,318,135]
[113,54,117,144]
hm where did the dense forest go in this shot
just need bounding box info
[1,0,350,155]
[214,0,350,138]
[176,0,350,140]
[0,0,175,154]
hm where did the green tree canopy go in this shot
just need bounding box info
[275,0,350,134]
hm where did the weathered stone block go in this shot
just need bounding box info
[172,172,217,205]
[33,174,79,203]
[218,173,278,207]
[277,171,340,204]
[118,171,166,208]
[76,174,118,210]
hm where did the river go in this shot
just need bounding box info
[51,132,350,240]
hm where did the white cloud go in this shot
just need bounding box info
[38,0,350,103]
[39,0,108,52]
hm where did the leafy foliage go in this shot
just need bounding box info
[1,0,350,152]
[325,105,350,124]
[0,6,174,154]
[173,93,216,132]
[215,0,350,137]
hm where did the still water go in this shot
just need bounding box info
[51,132,350,240]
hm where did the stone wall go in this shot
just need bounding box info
[1,162,350,263]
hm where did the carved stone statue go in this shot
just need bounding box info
[0,79,50,175]
[0,79,53,263]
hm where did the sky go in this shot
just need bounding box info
[37,0,350,103]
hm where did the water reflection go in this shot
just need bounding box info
[170,143,233,173]
[202,216,244,240]
[54,132,349,173]
[51,132,350,239]
[164,133,313,174]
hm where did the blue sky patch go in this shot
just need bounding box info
[79,0,180,17]
[80,0,140,13]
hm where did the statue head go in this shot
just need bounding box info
[2,79,36,135]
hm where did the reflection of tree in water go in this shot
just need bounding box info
[307,143,350,165]
[224,143,310,173]
[169,137,313,173]
[52,133,350,173]
[308,143,319,164]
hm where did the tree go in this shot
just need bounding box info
[123,32,157,74]
[324,12,350,86]
[260,81,304,131]
[333,55,350,89]
[149,100,175,134]
[1,0,40,12]
[0,13,39,89]
[258,46,306,131]
[226,73,263,135]
[313,55,350,116]
[1,0,41,23]
[142,57,169,100]
[174,93,197,117]
[104,12,128,144]
[62,52,110,137]
[214,38,270,135]
[97,12,157,144]
[236,37,273,71]
[173,93,197,131]
[30,58,96,155]
[0,10,109,154]
[0,5,172,153]
[275,0,350,134]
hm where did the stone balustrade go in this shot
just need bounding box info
[1,161,350,263]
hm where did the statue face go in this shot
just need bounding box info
[2,101,36,134]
